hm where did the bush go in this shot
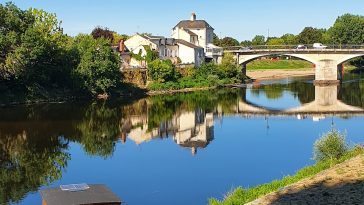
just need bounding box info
[313,129,348,162]
[195,63,218,77]
[217,53,241,80]
[148,59,176,83]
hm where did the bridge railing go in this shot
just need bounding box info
[224,44,364,51]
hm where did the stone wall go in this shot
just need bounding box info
[122,69,148,87]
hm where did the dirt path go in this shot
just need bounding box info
[247,69,315,80]
[247,155,364,205]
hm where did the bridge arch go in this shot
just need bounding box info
[238,53,317,66]
[336,54,364,65]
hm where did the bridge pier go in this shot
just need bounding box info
[315,84,337,106]
[241,63,247,78]
[314,60,341,85]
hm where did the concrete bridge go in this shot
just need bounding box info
[225,45,364,84]
[234,84,364,116]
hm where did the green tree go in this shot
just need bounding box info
[240,40,252,47]
[328,14,364,45]
[212,33,221,46]
[148,59,176,82]
[218,53,240,79]
[112,32,128,46]
[219,37,240,47]
[297,27,325,44]
[0,4,74,88]
[73,34,120,95]
[251,35,265,45]
[267,37,285,45]
[281,33,298,45]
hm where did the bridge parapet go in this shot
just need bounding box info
[228,45,364,84]
[224,44,364,52]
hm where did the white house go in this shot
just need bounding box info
[172,13,223,63]
[121,13,222,68]
[124,34,179,67]
[176,39,205,66]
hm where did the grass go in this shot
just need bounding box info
[247,59,313,70]
[208,146,364,205]
[147,76,239,91]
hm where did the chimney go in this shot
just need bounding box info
[191,13,196,21]
[119,39,125,53]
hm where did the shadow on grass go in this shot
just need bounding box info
[269,180,364,205]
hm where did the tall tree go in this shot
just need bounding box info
[267,37,285,45]
[219,37,240,47]
[212,33,221,46]
[281,33,298,45]
[297,27,325,44]
[73,34,120,95]
[91,26,114,42]
[328,14,364,44]
[251,35,266,45]
[240,40,252,47]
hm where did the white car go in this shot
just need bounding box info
[313,43,327,49]
[296,45,307,49]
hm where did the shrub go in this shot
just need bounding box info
[313,129,348,162]
[195,62,218,77]
[148,59,176,83]
[217,53,241,80]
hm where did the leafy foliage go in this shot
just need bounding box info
[147,59,176,83]
[297,27,325,44]
[91,26,114,42]
[251,35,266,45]
[328,14,364,44]
[314,129,349,162]
[73,34,121,95]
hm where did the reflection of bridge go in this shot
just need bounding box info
[235,85,364,116]
[226,47,364,84]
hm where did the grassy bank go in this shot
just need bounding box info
[247,59,313,70]
[147,76,238,91]
[208,146,364,205]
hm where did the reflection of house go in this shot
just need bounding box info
[119,108,214,155]
[173,111,214,155]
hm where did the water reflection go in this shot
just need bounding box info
[0,120,70,205]
[1,76,364,204]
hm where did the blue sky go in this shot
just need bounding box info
[2,0,364,41]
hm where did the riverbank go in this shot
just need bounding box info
[209,147,364,205]
[247,69,315,80]
[248,153,364,205]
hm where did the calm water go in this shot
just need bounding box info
[2,75,364,205]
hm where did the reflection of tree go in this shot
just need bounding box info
[339,77,364,108]
[74,102,120,158]
[0,126,70,205]
[250,81,315,103]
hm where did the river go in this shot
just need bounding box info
[2,74,364,205]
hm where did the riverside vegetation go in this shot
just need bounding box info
[2,2,364,104]
[208,129,364,205]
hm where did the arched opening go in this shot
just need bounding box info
[238,53,317,79]
[240,54,316,67]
